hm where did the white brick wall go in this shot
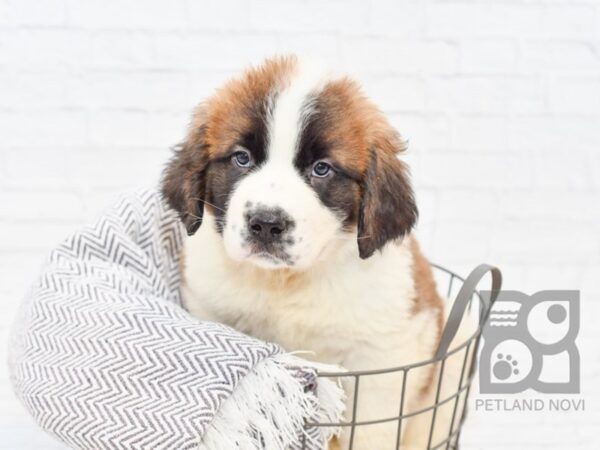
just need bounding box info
[0,0,598,448]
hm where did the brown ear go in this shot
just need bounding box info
[161,114,209,236]
[357,146,418,259]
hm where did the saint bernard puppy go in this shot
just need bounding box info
[162,56,470,450]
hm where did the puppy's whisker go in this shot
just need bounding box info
[331,235,374,241]
[187,218,202,229]
[191,197,227,214]
[185,211,230,229]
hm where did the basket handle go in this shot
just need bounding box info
[434,264,502,360]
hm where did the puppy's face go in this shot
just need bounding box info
[162,56,417,270]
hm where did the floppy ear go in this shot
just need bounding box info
[357,146,418,259]
[161,115,209,236]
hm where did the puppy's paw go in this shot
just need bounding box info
[328,436,341,450]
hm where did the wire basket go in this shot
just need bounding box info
[303,263,502,450]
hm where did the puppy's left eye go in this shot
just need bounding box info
[312,161,332,178]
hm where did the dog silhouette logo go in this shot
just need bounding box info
[479,290,580,394]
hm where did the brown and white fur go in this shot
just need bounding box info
[162,56,470,450]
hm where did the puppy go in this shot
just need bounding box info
[162,56,470,449]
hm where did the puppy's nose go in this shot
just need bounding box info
[247,209,288,243]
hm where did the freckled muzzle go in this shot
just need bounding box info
[242,203,296,264]
[222,161,346,270]
[246,206,294,245]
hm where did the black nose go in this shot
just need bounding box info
[247,209,289,244]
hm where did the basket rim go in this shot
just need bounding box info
[316,263,484,377]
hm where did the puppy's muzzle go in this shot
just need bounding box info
[247,208,290,245]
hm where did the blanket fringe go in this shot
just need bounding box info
[199,354,346,450]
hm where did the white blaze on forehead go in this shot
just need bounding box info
[267,59,329,163]
[222,59,343,270]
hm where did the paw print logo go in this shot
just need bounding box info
[479,290,580,394]
[493,354,519,380]
[483,339,531,386]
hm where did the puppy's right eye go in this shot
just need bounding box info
[232,149,253,168]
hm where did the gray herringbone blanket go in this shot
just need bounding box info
[8,190,345,450]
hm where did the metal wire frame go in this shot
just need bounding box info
[301,263,500,450]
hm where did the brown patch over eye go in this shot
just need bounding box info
[296,75,417,256]
[308,78,380,175]
[201,56,298,158]
[162,56,298,235]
